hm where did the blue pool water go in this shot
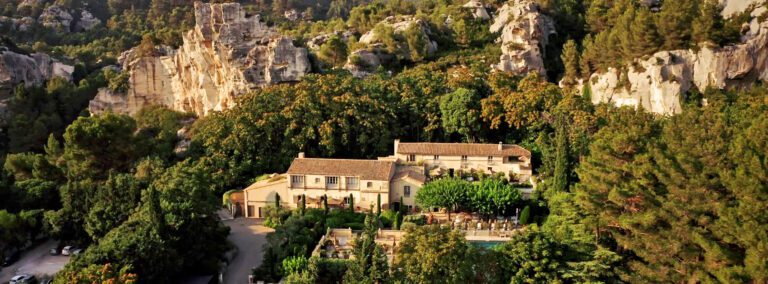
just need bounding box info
[470,241,504,249]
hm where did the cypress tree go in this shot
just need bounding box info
[519,205,530,225]
[275,193,280,208]
[560,39,581,88]
[376,193,381,216]
[399,196,405,215]
[300,194,306,216]
[349,193,354,213]
[579,35,594,78]
[393,211,401,230]
[323,194,329,215]
[552,116,569,192]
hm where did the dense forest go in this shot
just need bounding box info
[0,0,766,282]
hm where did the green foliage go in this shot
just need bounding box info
[518,205,530,225]
[575,89,768,282]
[55,263,137,284]
[317,35,348,67]
[393,225,473,283]
[282,255,310,276]
[467,178,523,217]
[440,88,482,142]
[415,177,470,212]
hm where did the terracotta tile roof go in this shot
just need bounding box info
[397,142,531,157]
[287,158,395,181]
[392,170,426,184]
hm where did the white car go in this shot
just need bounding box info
[10,274,36,284]
[61,246,73,256]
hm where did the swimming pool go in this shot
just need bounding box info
[470,241,504,249]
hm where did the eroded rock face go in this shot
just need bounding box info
[577,19,768,115]
[89,2,310,116]
[306,31,354,50]
[491,0,555,75]
[38,4,72,31]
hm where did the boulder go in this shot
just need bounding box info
[358,16,438,55]
[575,18,768,115]
[38,4,72,31]
[89,2,310,116]
[490,0,555,75]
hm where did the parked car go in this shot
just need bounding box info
[2,250,20,266]
[9,274,36,284]
[48,247,59,256]
[60,246,72,256]
[71,248,83,255]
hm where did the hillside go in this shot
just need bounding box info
[0,0,766,283]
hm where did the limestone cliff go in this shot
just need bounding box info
[89,2,310,116]
[0,45,74,125]
[491,0,555,75]
[575,7,768,115]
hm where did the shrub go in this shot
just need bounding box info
[400,222,417,231]
[403,214,426,225]
[519,205,530,225]
[379,210,398,228]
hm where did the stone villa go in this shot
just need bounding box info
[241,140,533,218]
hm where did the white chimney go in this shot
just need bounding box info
[498,142,503,151]
[298,152,305,158]
[394,139,400,154]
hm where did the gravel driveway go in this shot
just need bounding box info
[222,216,273,284]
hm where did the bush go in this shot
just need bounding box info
[343,222,364,230]
[379,210,398,228]
[263,206,291,228]
[519,205,530,225]
[400,222,417,231]
[403,214,426,225]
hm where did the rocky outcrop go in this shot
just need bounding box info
[576,17,768,115]
[345,16,437,77]
[463,0,490,20]
[89,2,310,116]
[490,0,555,75]
[0,16,35,32]
[0,45,74,125]
[38,4,72,31]
[0,48,74,90]
[358,16,438,55]
[306,31,354,50]
[74,10,100,32]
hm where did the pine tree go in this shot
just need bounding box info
[657,0,695,50]
[630,7,661,58]
[560,39,581,88]
[691,0,725,45]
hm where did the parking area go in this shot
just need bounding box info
[221,215,273,284]
[0,240,69,283]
